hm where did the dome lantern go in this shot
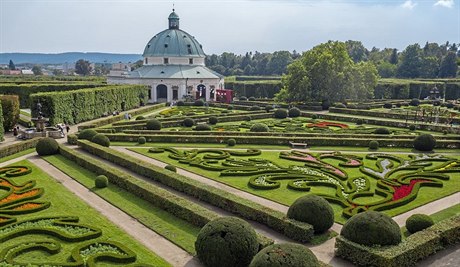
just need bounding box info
[168,9,180,29]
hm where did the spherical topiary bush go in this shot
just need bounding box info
[433,100,441,106]
[195,124,211,131]
[410,98,420,106]
[194,99,205,106]
[135,116,145,120]
[146,119,162,130]
[177,100,185,106]
[92,133,110,147]
[287,195,334,233]
[244,116,252,121]
[183,118,195,127]
[341,211,401,246]
[311,114,318,120]
[369,140,379,150]
[356,118,364,125]
[409,124,416,131]
[248,96,256,101]
[265,105,274,112]
[249,243,319,267]
[36,137,59,156]
[413,134,436,151]
[239,96,247,101]
[250,123,269,132]
[78,129,98,140]
[164,165,177,172]
[227,105,234,110]
[274,109,288,119]
[95,175,108,188]
[321,99,330,110]
[209,116,218,125]
[288,107,301,117]
[406,214,434,234]
[374,127,391,135]
[138,136,146,144]
[383,103,393,109]
[195,217,259,267]
[227,138,236,146]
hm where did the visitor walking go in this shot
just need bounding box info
[66,124,70,133]
[13,127,18,136]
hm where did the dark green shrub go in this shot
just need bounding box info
[1,95,20,131]
[227,138,236,146]
[383,103,392,109]
[250,106,261,111]
[177,100,185,106]
[183,118,195,127]
[274,109,288,119]
[335,103,346,108]
[244,116,252,121]
[209,116,218,125]
[195,124,211,131]
[194,99,205,106]
[341,211,401,246]
[195,217,259,267]
[138,136,146,144]
[239,96,247,101]
[78,129,98,140]
[446,102,454,108]
[410,98,420,106]
[250,123,269,132]
[409,124,416,131]
[250,243,319,267]
[433,100,441,106]
[374,127,390,134]
[369,140,379,150]
[227,105,234,110]
[265,105,274,112]
[135,116,145,120]
[146,119,162,130]
[288,107,301,117]
[92,133,110,147]
[248,96,256,101]
[164,165,177,172]
[311,114,318,120]
[396,103,402,108]
[95,175,108,188]
[36,137,59,156]
[413,134,436,151]
[406,214,434,234]
[287,195,334,233]
[347,104,357,109]
[443,130,448,135]
[321,99,330,110]
[356,118,364,125]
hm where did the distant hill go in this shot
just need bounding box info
[0,52,142,64]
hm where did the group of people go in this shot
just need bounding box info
[56,123,71,134]
[12,126,21,137]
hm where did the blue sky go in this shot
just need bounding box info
[0,0,458,54]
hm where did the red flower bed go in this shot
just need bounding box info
[306,121,349,129]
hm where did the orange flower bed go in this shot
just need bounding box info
[0,179,22,190]
[0,189,40,205]
[13,203,42,211]
[306,121,349,129]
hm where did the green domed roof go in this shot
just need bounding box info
[168,11,179,19]
[143,29,206,58]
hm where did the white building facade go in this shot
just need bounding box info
[108,10,224,103]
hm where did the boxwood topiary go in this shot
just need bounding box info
[250,123,269,132]
[195,217,259,267]
[287,195,334,233]
[383,103,392,109]
[249,243,319,267]
[265,105,274,112]
[410,98,420,106]
[227,138,236,146]
[274,109,288,119]
[406,214,434,234]
[209,116,218,125]
[409,124,416,131]
[248,96,256,101]
[164,165,177,172]
[146,119,162,130]
[177,100,185,106]
[369,140,379,150]
[78,129,98,140]
[195,124,211,131]
[341,211,401,246]
[183,118,195,127]
[95,175,108,188]
[239,96,247,101]
[92,133,110,147]
[135,116,145,120]
[356,118,364,125]
[311,114,318,120]
[374,127,390,135]
[138,136,146,144]
[194,99,205,106]
[36,137,59,156]
[227,105,234,110]
[413,134,436,151]
[244,116,252,121]
[288,107,301,117]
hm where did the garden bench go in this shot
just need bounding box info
[289,141,308,149]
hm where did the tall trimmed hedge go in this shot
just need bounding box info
[0,83,104,107]
[30,85,149,125]
[0,101,3,141]
[0,95,20,131]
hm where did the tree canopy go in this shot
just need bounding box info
[75,59,92,76]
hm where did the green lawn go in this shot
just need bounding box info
[0,148,35,163]
[130,147,460,225]
[43,154,200,255]
[0,160,170,266]
[430,203,460,223]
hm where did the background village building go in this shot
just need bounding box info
[108,10,224,103]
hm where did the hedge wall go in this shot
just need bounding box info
[0,83,105,107]
[375,79,460,100]
[335,215,460,267]
[0,101,3,141]
[1,95,20,131]
[77,140,315,243]
[30,85,149,125]
[0,137,42,158]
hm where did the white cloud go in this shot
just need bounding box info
[401,0,417,9]
[434,0,455,8]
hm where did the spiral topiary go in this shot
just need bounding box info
[287,195,334,233]
[413,134,436,151]
[92,133,110,147]
[288,107,301,117]
[227,138,236,146]
[195,124,211,131]
[341,211,401,246]
[138,136,146,144]
[95,175,108,188]
[195,217,259,267]
[209,116,218,125]
[146,119,162,130]
[250,123,269,132]
[36,137,59,156]
[164,165,177,172]
[183,118,195,127]
[274,109,288,119]
[406,214,434,234]
[78,129,98,140]
[369,140,379,150]
[249,243,319,267]
[374,127,390,135]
